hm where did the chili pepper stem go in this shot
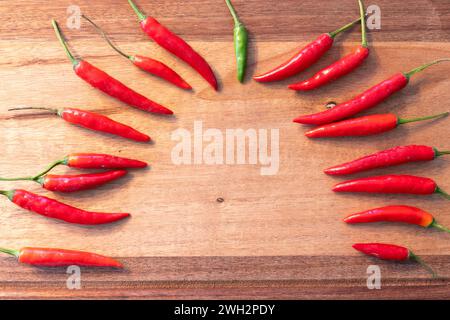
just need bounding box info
[51,19,78,66]
[435,186,450,200]
[225,0,241,26]
[435,149,450,156]
[328,16,362,38]
[404,58,450,79]
[0,190,14,201]
[0,176,33,181]
[0,247,19,258]
[358,0,368,47]
[409,251,438,278]
[127,0,146,21]
[398,112,449,125]
[81,15,131,60]
[30,159,66,180]
[431,221,450,234]
[8,107,58,114]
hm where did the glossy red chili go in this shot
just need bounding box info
[128,0,217,90]
[304,112,448,138]
[344,205,450,232]
[9,107,151,142]
[0,189,130,225]
[64,153,148,169]
[289,0,369,90]
[0,247,123,268]
[353,243,436,277]
[52,19,173,115]
[294,59,450,125]
[81,15,191,90]
[254,18,360,83]
[325,145,449,175]
[332,174,450,198]
[0,170,127,193]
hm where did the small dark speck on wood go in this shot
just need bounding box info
[216,197,224,203]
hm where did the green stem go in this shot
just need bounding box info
[435,149,450,157]
[0,247,19,258]
[51,19,78,66]
[0,190,15,201]
[128,0,147,21]
[81,15,131,60]
[404,58,450,79]
[435,186,450,200]
[398,112,449,125]
[358,0,368,47]
[0,176,33,182]
[431,221,450,233]
[329,16,362,38]
[8,107,58,114]
[225,0,241,26]
[31,159,65,180]
[409,251,438,279]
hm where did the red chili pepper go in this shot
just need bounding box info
[253,17,361,83]
[81,15,191,90]
[332,174,450,199]
[293,58,450,125]
[64,153,148,169]
[325,145,449,175]
[0,247,122,268]
[51,19,173,115]
[127,0,218,90]
[0,189,130,225]
[344,205,450,233]
[289,0,369,90]
[305,112,448,138]
[353,243,437,277]
[0,170,127,193]
[8,107,151,143]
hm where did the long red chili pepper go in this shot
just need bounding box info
[332,174,450,199]
[45,153,148,171]
[0,247,122,268]
[8,107,151,142]
[0,189,130,225]
[293,58,450,125]
[344,205,450,233]
[81,15,191,90]
[325,145,449,175]
[289,0,369,90]
[127,0,218,90]
[51,19,173,115]
[305,112,448,138]
[353,243,437,277]
[0,170,127,193]
[253,17,361,83]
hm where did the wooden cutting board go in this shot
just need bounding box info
[0,0,449,299]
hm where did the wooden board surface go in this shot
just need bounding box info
[0,0,449,299]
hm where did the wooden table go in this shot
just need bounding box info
[0,0,449,299]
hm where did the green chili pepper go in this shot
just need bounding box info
[225,0,248,83]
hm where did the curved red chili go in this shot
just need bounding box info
[81,15,191,90]
[289,0,369,90]
[325,145,448,175]
[0,189,130,225]
[51,19,173,115]
[294,58,450,125]
[353,243,437,277]
[332,174,450,199]
[128,0,217,90]
[65,153,148,169]
[253,18,361,83]
[344,205,450,232]
[305,112,448,138]
[0,247,123,268]
[0,170,127,193]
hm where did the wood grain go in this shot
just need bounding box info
[0,0,449,299]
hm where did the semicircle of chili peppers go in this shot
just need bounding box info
[0,170,127,193]
[253,16,361,83]
[0,247,123,268]
[81,15,191,90]
[344,205,450,233]
[353,243,437,278]
[293,58,450,125]
[51,19,173,115]
[0,189,130,225]
[332,174,450,199]
[225,0,248,83]
[127,0,218,90]
[8,107,151,143]
[289,0,369,91]
[324,145,449,175]
[304,112,448,138]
